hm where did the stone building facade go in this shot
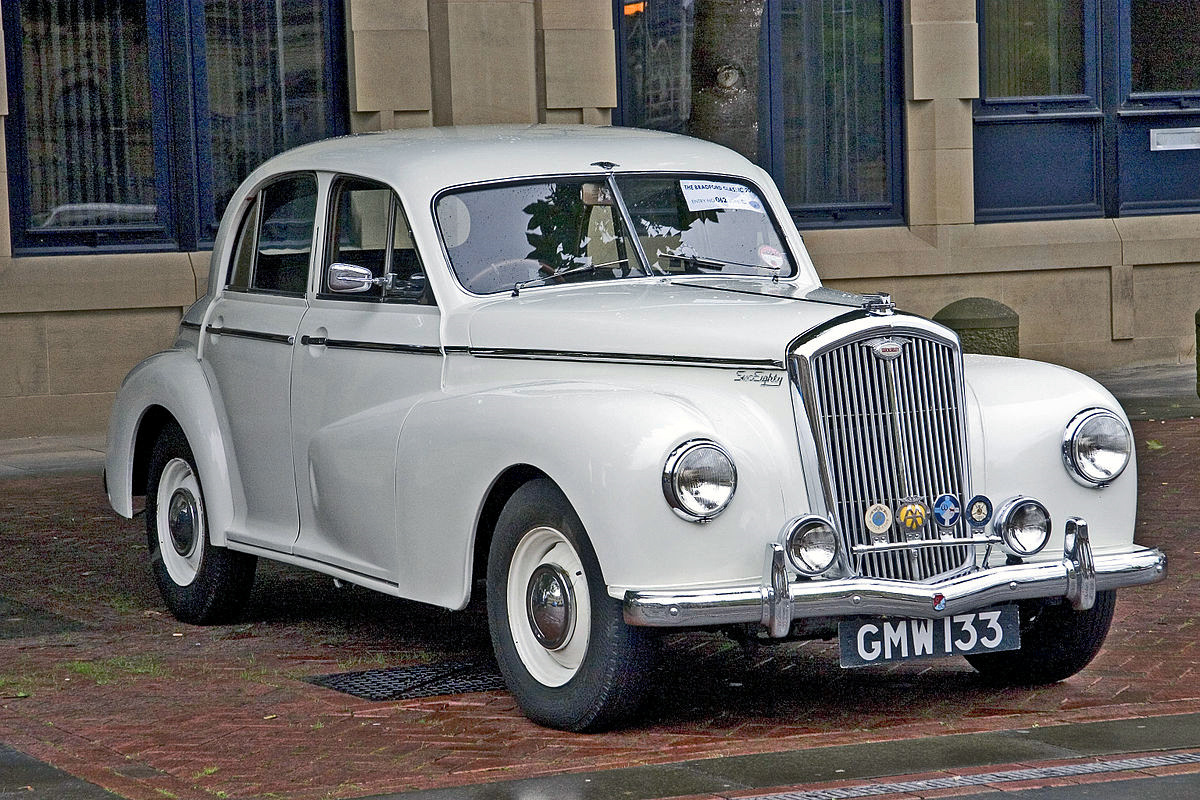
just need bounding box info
[1,0,1198,438]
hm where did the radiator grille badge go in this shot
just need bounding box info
[933,494,962,528]
[865,503,893,537]
[863,336,909,361]
[967,495,993,528]
[897,499,928,532]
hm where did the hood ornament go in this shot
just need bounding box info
[861,292,895,316]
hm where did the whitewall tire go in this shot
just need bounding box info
[145,423,256,624]
[487,479,654,731]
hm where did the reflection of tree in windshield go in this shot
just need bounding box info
[523,184,587,272]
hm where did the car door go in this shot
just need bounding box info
[202,172,317,552]
[289,176,442,581]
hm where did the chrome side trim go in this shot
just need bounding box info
[321,338,442,356]
[466,347,785,370]
[206,326,294,345]
[623,543,1166,632]
[179,320,201,331]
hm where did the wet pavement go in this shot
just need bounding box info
[0,363,1197,799]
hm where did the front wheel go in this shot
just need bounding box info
[487,479,654,732]
[966,591,1116,684]
[146,423,256,624]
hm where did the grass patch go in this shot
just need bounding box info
[0,674,32,698]
[66,655,167,685]
[106,593,140,614]
[335,652,388,672]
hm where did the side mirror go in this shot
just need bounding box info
[328,263,376,293]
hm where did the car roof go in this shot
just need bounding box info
[252,125,767,197]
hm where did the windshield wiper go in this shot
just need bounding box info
[510,258,638,297]
[655,250,786,282]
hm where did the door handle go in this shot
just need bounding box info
[300,335,327,346]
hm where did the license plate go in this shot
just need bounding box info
[838,605,1021,668]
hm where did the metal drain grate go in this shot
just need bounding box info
[746,751,1200,800]
[307,659,506,701]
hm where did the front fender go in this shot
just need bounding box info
[393,376,806,610]
[105,350,238,547]
[964,354,1137,555]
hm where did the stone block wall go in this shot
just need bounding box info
[2,0,1199,438]
[349,0,615,131]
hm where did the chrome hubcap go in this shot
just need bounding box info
[155,457,205,587]
[526,564,574,650]
[167,489,198,557]
[506,526,591,686]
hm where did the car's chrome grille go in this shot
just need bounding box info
[802,331,972,582]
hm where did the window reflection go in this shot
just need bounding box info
[1131,0,1200,94]
[205,0,335,221]
[781,0,889,206]
[437,179,641,295]
[20,0,156,229]
[982,0,1085,98]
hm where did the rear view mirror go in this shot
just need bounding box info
[581,182,614,206]
[328,263,377,293]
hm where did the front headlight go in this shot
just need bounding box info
[993,496,1051,557]
[1062,408,1132,487]
[662,440,737,522]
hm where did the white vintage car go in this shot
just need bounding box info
[106,126,1166,731]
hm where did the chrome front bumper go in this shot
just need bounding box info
[623,518,1167,637]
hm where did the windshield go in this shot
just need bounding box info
[435,174,796,295]
[436,178,644,295]
[614,175,796,279]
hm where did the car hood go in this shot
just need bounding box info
[463,278,865,366]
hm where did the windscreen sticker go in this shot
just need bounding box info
[758,245,785,270]
[679,180,766,214]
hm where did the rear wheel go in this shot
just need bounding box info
[146,423,256,624]
[487,479,654,732]
[966,591,1116,684]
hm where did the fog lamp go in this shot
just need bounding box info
[782,515,840,576]
[993,496,1051,557]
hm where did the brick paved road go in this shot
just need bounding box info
[0,421,1196,800]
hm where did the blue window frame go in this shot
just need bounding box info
[3,0,347,255]
[975,0,1200,221]
[614,0,906,228]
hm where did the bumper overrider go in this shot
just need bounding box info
[623,517,1167,637]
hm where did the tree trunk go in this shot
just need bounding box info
[688,0,765,162]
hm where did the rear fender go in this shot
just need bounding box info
[106,350,238,546]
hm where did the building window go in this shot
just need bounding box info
[3,0,346,254]
[615,0,905,227]
[974,0,1200,221]
[982,0,1085,98]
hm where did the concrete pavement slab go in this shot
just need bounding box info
[359,715,1200,800]
[0,743,121,799]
